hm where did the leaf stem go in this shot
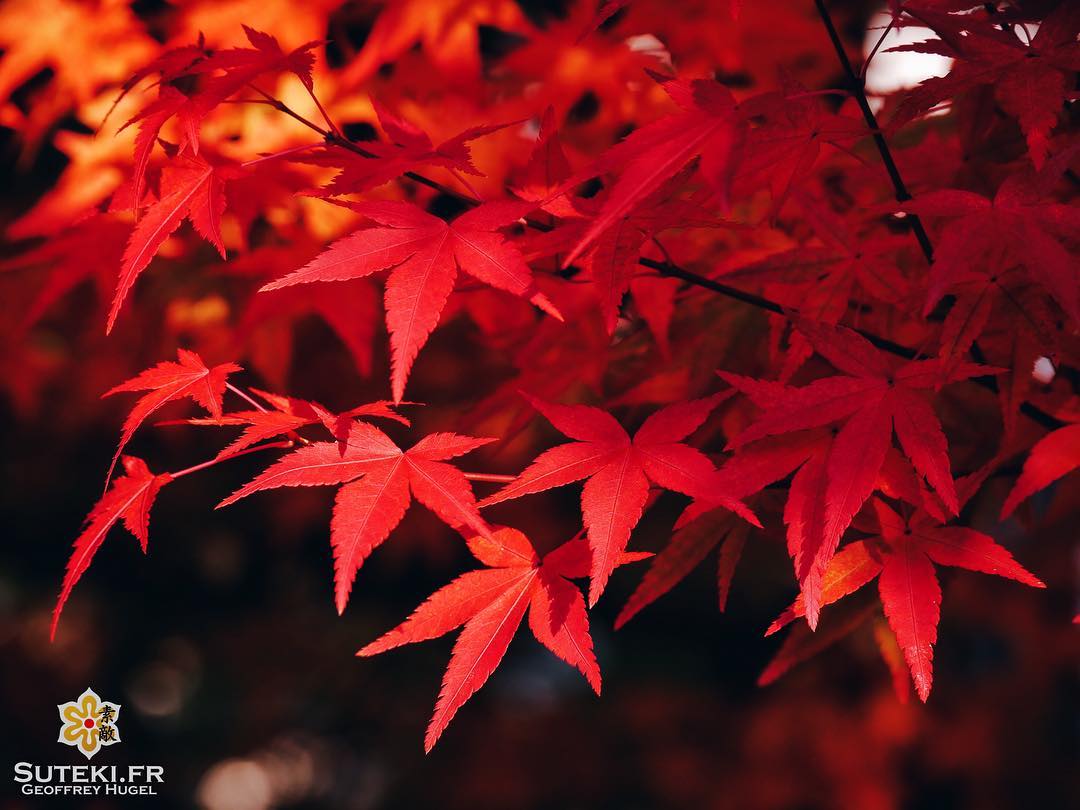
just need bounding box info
[225,382,312,445]
[226,382,268,411]
[303,83,343,137]
[240,143,319,168]
[170,440,295,480]
[462,472,517,484]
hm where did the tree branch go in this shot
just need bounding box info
[813,0,934,264]
[812,0,1062,432]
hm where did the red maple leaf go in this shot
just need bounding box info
[1001,406,1080,519]
[221,244,382,383]
[218,422,496,613]
[481,392,756,605]
[103,349,241,488]
[308,100,515,196]
[527,187,718,345]
[900,166,1080,326]
[720,193,913,380]
[110,155,237,332]
[509,106,574,213]
[182,388,407,460]
[720,319,997,626]
[259,200,561,402]
[732,75,867,213]
[560,72,744,266]
[358,526,648,751]
[0,215,127,331]
[120,26,318,159]
[766,496,1044,701]
[615,503,748,628]
[891,4,1080,167]
[52,456,171,640]
[116,27,317,209]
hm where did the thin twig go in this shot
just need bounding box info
[462,472,518,484]
[226,382,268,411]
[225,382,311,445]
[240,143,319,168]
[170,440,295,480]
[813,0,935,264]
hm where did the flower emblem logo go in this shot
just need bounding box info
[57,687,121,759]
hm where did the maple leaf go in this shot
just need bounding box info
[481,393,756,605]
[218,422,496,613]
[358,526,647,751]
[720,319,998,627]
[732,76,867,214]
[119,26,319,159]
[0,215,127,331]
[260,200,561,402]
[696,405,928,633]
[52,456,171,641]
[458,290,614,439]
[110,155,236,333]
[111,27,317,215]
[720,193,912,379]
[225,245,382,384]
[615,503,748,628]
[308,100,515,196]
[766,497,1044,700]
[15,0,1075,747]
[560,72,745,266]
[528,184,720,342]
[108,40,208,118]
[182,389,407,460]
[758,604,875,689]
[125,90,184,207]
[899,167,1080,326]
[509,106,574,212]
[103,349,241,489]
[513,112,691,352]
[891,4,1080,167]
[1001,416,1080,519]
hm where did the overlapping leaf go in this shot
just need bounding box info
[103,349,241,487]
[720,319,997,627]
[482,393,756,605]
[559,72,744,266]
[110,156,235,332]
[892,5,1080,167]
[766,497,1043,700]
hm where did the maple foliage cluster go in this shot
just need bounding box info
[1,0,1077,754]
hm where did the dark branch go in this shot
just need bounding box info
[813,0,935,264]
